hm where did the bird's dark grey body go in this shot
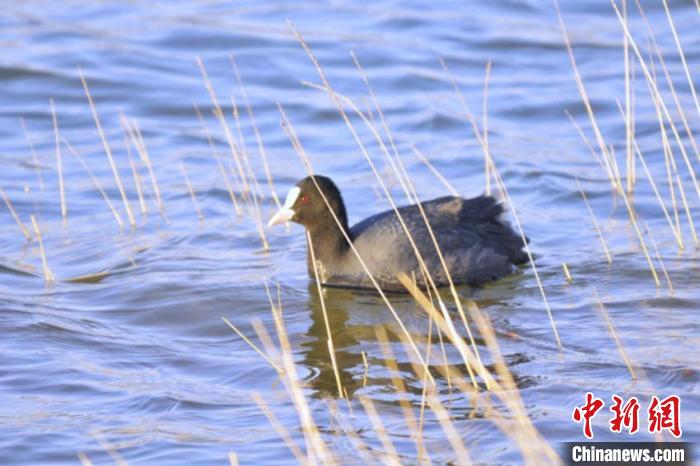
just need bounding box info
[310,195,527,291]
[268,176,528,293]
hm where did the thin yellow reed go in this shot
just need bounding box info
[193,104,242,216]
[80,70,136,227]
[358,396,402,466]
[592,287,637,379]
[179,162,204,221]
[251,392,307,464]
[50,99,67,219]
[222,316,282,373]
[576,179,612,264]
[306,231,344,398]
[124,131,147,215]
[0,185,32,240]
[661,0,700,121]
[30,215,54,282]
[20,118,44,190]
[483,60,492,196]
[63,138,124,229]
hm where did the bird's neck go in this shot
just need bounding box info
[306,218,351,279]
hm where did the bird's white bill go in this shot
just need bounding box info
[267,186,300,228]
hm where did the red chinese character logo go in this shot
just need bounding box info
[648,395,682,438]
[609,395,640,434]
[573,392,605,439]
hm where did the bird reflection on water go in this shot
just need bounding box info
[298,283,533,401]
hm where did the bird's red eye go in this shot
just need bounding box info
[300,195,309,204]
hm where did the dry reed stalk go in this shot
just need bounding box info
[20,118,44,190]
[77,453,94,466]
[79,70,136,227]
[417,313,435,447]
[426,393,472,465]
[277,102,435,385]
[488,159,562,345]
[251,392,308,464]
[306,232,344,398]
[193,104,242,216]
[247,195,269,250]
[576,180,612,264]
[222,316,282,373]
[230,55,282,209]
[195,57,251,198]
[623,0,636,193]
[664,145,682,237]
[267,296,334,465]
[30,215,54,282]
[556,4,621,192]
[433,301,453,396]
[333,410,374,464]
[124,132,147,215]
[565,111,608,173]
[608,144,623,189]
[675,172,697,244]
[631,136,683,249]
[297,47,486,387]
[229,94,260,200]
[63,138,124,229]
[605,172,660,285]
[592,287,637,379]
[439,58,499,196]
[121,116,166,219]
[374,326,428,464]
[50,99,67,219]
[349,53,414,203]
[179,162,204,221]
[357,396,402,466]
[623,0,633,189]
[643,221,673,291]
[0,185,32,240]
[661,0,700,121]
[411,146,460,197]
[610,1,700,198]
[649,64,683,238]
[361,351,369,387]
[260,282,334,462]
[250,318,281,366]
[483,60,492,196]
[562,263,573,283]
[92,433,128,466]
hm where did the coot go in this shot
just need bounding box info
[267,175,528,292]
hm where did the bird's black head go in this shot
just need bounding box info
[267,175,348,231]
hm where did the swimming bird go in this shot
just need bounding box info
[267,175,528,292]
